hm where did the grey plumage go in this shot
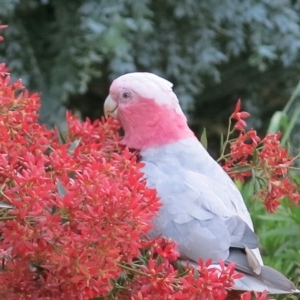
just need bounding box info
[104,71,299,294]
[141,137,298,293]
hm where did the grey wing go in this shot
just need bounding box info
[174,139,255,230]
[147,169,258,263]
[145,168,298,293]
[142,142,298,293]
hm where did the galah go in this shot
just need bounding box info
[104,72,298,294]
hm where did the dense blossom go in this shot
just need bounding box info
[120,241,242,300]
[0,62,161,298]
[220,100,300,212]
[240,291,275,300]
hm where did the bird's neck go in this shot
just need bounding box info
[118,101,194,151]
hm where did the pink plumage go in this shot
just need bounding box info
[107,73,194,150]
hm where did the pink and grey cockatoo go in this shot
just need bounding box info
[104,72,298,294]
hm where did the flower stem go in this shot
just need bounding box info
[116,262,150,277]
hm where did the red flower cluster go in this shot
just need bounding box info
[240,290,275,300]
[222,100,300,212]
[0,66,161,298]
[122,239,242,300]
[230,99,250,131]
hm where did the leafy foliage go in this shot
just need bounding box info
[240,187,300,300]
[1,0,300,134]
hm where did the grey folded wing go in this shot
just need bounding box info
[149,170,259,264]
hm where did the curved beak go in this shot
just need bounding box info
[104,95,118,119]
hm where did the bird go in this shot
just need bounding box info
[104,72,298,294]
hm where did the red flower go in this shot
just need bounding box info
[240,290,275,300]
[230,99,250,131]
[222,100,300,212]
[0,66,162,298]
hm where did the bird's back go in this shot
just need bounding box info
[141,136,254,229]
[140,137,299,293]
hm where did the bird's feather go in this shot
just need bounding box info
[106,72,299,293]
[141,136,298,292]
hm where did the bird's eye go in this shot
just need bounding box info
[122,92,130,99]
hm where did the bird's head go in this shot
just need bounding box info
[104,72,194,151]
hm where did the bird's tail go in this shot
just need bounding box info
[233,265,299,294]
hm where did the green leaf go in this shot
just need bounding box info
[56,127,68,145]
[200,127,208,150]
[281,107,300,146]
[57,180,67,197]
[258,215,292,222]
[0,201,13,209]
[283,79,300,114]
[267,111,286,133]
[228,165,252,173]
[220,132,224,150]
[252,148,259,165]
[260,226,300,238]
[68,139,81,154]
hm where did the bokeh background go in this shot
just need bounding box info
[1,0,300,295]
